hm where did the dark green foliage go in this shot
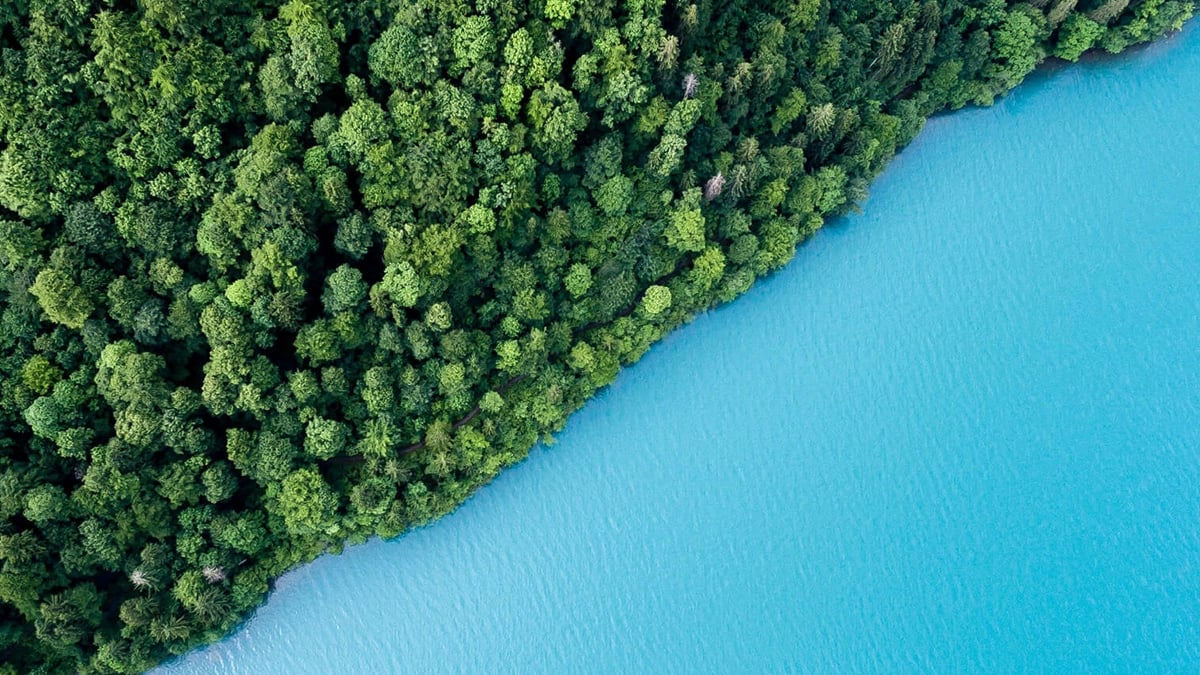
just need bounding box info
[0,0,1190,670]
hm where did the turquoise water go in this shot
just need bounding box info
[161,28,1200,675]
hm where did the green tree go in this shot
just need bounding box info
[275,469,340,537]
[304,417,349,460]
[1055,14,1105,60]
[544,0,577,28]
[564,263,593,298]
[665,190,706,253]
[30,269,93,329]
[322,265,368,315]
[280,0,341,98]
[640,285,672,316]
[369,24,438,88]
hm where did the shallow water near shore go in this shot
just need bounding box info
[160,26,1200,674]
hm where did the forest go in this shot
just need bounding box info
[0,0,1192,671]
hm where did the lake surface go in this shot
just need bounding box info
[160,26,1200,675]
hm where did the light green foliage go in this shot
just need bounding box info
[280,0,340,97]
[664,100,702,136]
[225,279,253,308]
[480,391,505,413]
[595,174,634,216]
[568,341,595,371]
[640,285,672,316]
[1055,14,1106,60]
[426,302,453,332]
[379,262,422,308]
[528,84,587,163]
[276,469,340,537]
[260,55,306,121]
[505,28,535,72]
[439,362,466,395]
[304,417,348,460]
[460,203,497,235]
[815,166,849,214]
[648,134,688,176]
[807,102,837,136]
[544,0,578,29]
[564,263,593,298]
[30,268,93,329]
[665,189,706,253]
[370,25,437,89]
[772,88,809,134]
[496,339,522,374]
[332,100,389,164]
[990,9,1047,89]
[690,247,727,291]
[21,356,61,396]
[24,485,70,523]
[452,16,495,71]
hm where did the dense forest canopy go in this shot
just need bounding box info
[0,0,1192,671]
